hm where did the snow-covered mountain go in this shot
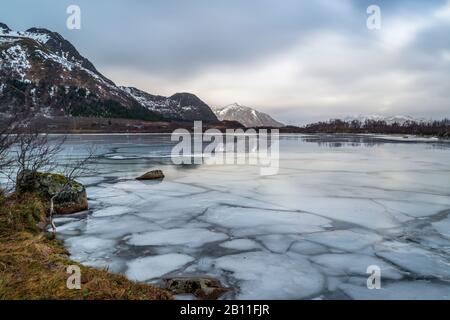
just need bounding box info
[0,23,217,122]
[343,114,429,125]
[212,103,284,128]
[121,87,217,122]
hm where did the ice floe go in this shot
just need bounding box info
[303,229,383,252]
[375,241,450,279]
[127,228,228,248]
[214,252,325,299]
[339,281,450,300]
[311,253,403,280]
[432,216,450,239]
[219,239,261,251]
[126,253,195,281]
[92,206,134,217]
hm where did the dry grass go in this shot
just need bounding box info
[0,192,172,300]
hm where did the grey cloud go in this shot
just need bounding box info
[80,0,358,77]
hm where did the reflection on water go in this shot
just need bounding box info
[282,134,449,149]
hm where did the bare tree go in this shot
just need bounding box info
[14,127,66,174]
[0,112,34,192]
[1,115,24,172]
[0,125,15,177]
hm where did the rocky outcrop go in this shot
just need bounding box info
[16,170,88,214]
[136,170,165,180]
[164,277,229,300]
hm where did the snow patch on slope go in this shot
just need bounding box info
[1,44,31,81]
[0,28,50,45]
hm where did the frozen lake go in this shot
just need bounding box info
[55,134,450,299]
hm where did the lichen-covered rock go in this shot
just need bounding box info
[164,277,229,300]
[136,170,165,180]
[16,170,88,215]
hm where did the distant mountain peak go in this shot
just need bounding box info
[170,92,207,106]
[212,103,284,128]
[343,114,429,125]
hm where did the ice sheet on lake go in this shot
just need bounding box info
[81,215,161,239]
[289,241,329,255]
[375,241,450,279]
[340,281,450,300]
[432,216,450,239]
[127,228,228,248]
[311,253,403,279]
[219,239,261,251]
[201,206,331,237]
[303,229,383,252]
[55,134,450,300]
[256,234,304,253]
[92,206,135,217]
[214,252,325,299]
[126,253,195,281]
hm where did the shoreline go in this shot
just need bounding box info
[4,116,448,138]
[0,193,173,300]
[46,131,449,144]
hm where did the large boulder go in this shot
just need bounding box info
[136,170,165,180]
[16,170,88,215]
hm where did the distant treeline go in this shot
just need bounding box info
[280,119,450,137]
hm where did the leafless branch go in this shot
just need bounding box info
[14,127,66,174]
[0,111,35,191]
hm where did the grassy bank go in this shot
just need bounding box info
[0,192,172,300]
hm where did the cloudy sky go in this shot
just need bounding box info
[2,0,450,124]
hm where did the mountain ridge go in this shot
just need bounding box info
[0,23,218,122]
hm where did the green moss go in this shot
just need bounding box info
[38,172,69,184]
[40,172,83,190]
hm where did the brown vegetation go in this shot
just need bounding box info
[0,192,172,300]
